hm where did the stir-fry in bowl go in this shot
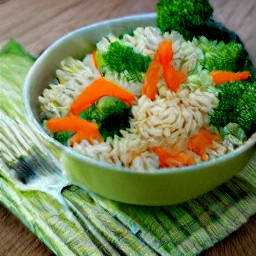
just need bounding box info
[24,4,255,205]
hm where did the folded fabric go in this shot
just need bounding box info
[0,40,255,256]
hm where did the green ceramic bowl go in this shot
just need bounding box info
[24,13,256,206]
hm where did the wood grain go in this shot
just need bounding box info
[0,0,256,255]
[0,205,53,256]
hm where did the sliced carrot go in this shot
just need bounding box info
[163,65,186,92]
[172,152,195,166]
[156,39,173,68]
[47,116,102,142]
[141,59,163,100]
[68,78,135,115]
[153,147,195,168]
[199,128,219,142]
[91,51,103,77]
[156,39,186,92]
[141,39,186,98]
[47,116,98,132]
[153,147,171,167]
[91,51,97,68]
[91,50,102,74]
[210,71,251,84]
[187,129,219,160]
[69,130,102,145]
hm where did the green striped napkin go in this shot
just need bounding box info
[0,40,256,256]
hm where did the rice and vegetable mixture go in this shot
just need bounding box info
[39,24,256,171]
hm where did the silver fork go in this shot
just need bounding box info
[0,112,69,205]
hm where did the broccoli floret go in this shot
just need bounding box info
[194,37,249,72]
[53,131,73,146]
[156,0,241,43]
[210,82,243,128]
[97,41,151,82]
[235,82,256,135]
[156,0,213,40]
[210,81,256,137]
[80,96,132,140]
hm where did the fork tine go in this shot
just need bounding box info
[0,113,68,192]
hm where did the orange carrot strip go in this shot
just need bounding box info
[142,39,186,98]
[187,129,219,160]
[153,147,195,168]
[167,152,195,167]
[153,147,171,167]
[210,71,251,84]
[69,130,102,145]
[91,51,103,77]
[156,39,186,92]
[199,128,219,142]
[91,51,102,75]
[156,39,173,68]
[91,51,97,67]
[163,65,186,92]
[47,116,101,142]
[141,59,163,100]
[69,78,135,115]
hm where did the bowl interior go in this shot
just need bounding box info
[24,13,256,175]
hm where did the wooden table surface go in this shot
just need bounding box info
[0,0,256,255]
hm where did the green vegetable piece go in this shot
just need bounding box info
[181,64,218,94]
[53,131,73,146]
[156,0,213,40]
[80,96,132,140]
[235,82,256,136]
[220,123,247,147]
[210,82,245,129]
[0,40,35,121]
[99,41,151,82]
[195,36,248,72]
[0,39,36,61]
[156,0,240,43]
[210,81,256,137]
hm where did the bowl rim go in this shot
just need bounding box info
[23,13,256,175]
